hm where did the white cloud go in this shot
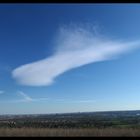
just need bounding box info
[18,91,33,102]
[12,24,140,86]
[17,91,48,103]
[0,90,4,94]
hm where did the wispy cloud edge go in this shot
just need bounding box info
[18,91,33,102]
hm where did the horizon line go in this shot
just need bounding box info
[0,109,140,116]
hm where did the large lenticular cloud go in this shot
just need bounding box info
[12,24,140,86]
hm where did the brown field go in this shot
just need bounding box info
[0,128,140,137]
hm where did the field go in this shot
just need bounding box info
[1,110,140,137]
[1,128,140,137]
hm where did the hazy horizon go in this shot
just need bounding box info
[1,109,140,116]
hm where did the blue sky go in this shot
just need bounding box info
[1,4,140,114]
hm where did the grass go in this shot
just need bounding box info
[0,128,140,137]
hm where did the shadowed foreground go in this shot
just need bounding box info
[0,128,140,137]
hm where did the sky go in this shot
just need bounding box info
[0,4,140,114]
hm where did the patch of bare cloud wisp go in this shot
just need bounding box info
[12,24,140,86]
[11,91,95,103]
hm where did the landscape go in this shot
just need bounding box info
[1,4,140,137]
[1,110,140,136]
